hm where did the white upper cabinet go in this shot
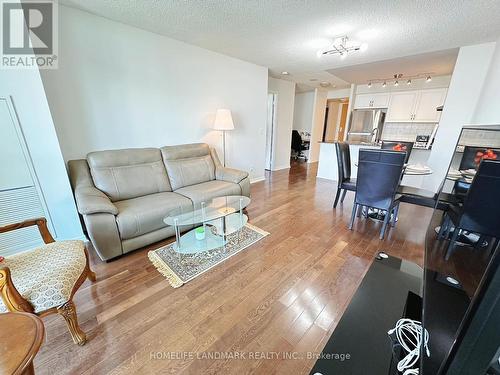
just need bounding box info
[354,93,390,109]
[413,88,447,122]
[386,91,419,122]
[385,88,447,123]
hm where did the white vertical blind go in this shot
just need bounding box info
[0,97,49,256]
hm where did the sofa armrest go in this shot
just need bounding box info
[216,167,249,184]
[75,186,118,215]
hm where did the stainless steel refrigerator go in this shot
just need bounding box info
[347,109,386,144]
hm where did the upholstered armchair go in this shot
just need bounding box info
[0,218,95,345]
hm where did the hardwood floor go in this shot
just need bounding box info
[34,161,433,375]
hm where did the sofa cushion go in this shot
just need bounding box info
[175,180,242,204]
[87,148,171,202]
[0,240,87,313]
[160,144,215,190]
[115,192,192,240]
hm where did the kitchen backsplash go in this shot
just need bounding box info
[459,128,500,147]
[381,122,436,142]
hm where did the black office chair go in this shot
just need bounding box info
[291,130,307,161]
[333,142,356,208]
[349,149,406,239]
[381,141,414,164]
[440,159,500,260]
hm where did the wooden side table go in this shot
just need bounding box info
[0,312,44,375]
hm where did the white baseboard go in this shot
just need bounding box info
[250,176,266,184]
[271,164,290,171]
[316,174,336,181]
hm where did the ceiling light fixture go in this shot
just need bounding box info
[281,71,289,75]
[366,73,434,87]
[318,36,363,58]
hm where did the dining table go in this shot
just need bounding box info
[366,164,434,221]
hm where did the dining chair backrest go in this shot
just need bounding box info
[459,160,500,237]
[355,149,406,210]
[381,141,414,164]
[459,146,500,171]
[335,142,351,183]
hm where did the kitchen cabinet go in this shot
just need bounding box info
[354,93,390,109]
[386,91,418,122]
[385,88,447,123]
[413,89,447,122]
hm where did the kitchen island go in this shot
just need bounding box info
[316,141,432,189]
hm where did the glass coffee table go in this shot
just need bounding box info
[163,195,251,254]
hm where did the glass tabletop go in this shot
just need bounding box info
[163,195,251,226]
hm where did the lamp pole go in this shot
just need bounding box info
[222,130,226,167]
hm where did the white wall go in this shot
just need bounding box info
[424,42,496,191]
[473,38,500,124]
[292,91,315,132]
[0,69,84,241]
[40,5,268,182]
[308,89,328,163]
[327,87,351,99]
[268,77,296,170]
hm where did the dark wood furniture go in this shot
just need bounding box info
[0,312,45,375]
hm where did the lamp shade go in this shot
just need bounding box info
[213,109,235,131]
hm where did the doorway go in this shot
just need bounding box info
[265,93,277,170]
[322,98,349,142]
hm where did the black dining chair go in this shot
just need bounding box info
[440,159,500,260]
[453,146,500,197]
[349,149,406,239]
[381,141,414,164]
[333,142,357,208]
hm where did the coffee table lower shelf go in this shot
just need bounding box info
[173,213,248,254]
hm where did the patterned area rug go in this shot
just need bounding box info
[148,223,269,288]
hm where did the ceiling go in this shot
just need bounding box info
[60,0,500,87]
[327,48,459,85]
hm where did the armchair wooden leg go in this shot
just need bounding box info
[57,300,87,346]
[87,269,97,282]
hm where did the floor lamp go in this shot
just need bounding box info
[213,109,234,167]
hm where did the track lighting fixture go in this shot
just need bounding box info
[366,73,433,88]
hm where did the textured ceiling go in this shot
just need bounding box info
[60,0,500,85]
[328,48,459,84]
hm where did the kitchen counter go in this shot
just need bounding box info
[317,142,431,189]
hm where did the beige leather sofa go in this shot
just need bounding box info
[68,143,250,261]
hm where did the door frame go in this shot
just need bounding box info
[265,92,278,171]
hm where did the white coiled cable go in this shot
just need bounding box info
[387,318,430,374]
